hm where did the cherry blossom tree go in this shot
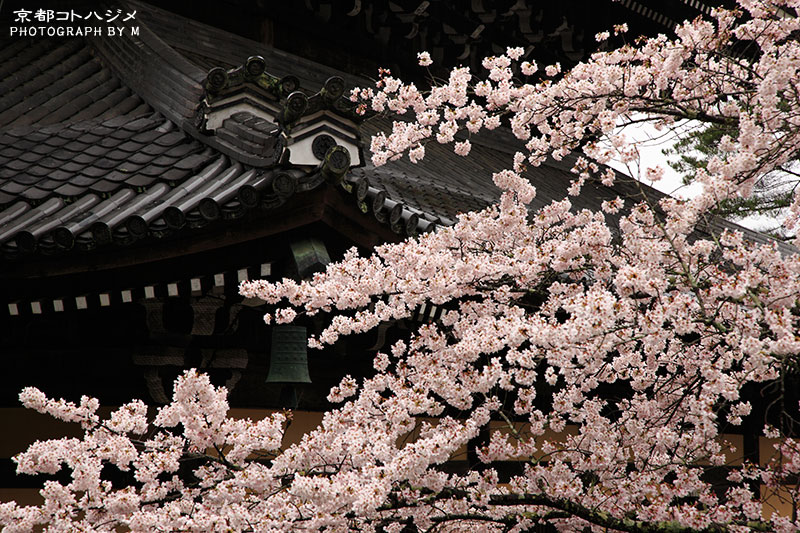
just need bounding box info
[663,122,798,227]
[4,0,800,531]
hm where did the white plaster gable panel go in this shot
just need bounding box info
[294,110,359,133]
[285,116,362,166]
[287,133,361,166]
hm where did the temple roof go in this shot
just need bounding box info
[0,0,481,264]
[0,0,791,275]
[0,2,370,262]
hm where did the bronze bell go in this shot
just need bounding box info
[266,326,312,384]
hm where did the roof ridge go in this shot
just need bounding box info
[127,0,371,89]
[86,1,205,130]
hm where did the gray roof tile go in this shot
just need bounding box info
[130,130,163,144]
[21,166,49,178]
[1,181,27,194]
[82,166,109,178]
[84,144,110,157]
[140,143,169,156]
[72,153,97,165]
[0,146,24,159]
[153,132,185,147]
[98,136,124,148]
[71,175,99,187]
[17,151,42,164]
[105,149,131,161]
[54,183,86,197]
[36,157,65,170]
[36,179,63,191]
[104,170,134,183]
[89,180,120,194]
[30,144,55,156]
[61,161,87,173]
[117,140,144,152]
[93,158,120,170]
[6,159,31,171]
[24,187,50,201]
[124,174,158,187]
[48,170,74,182]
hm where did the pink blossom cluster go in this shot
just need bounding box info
[357,0,800,242]
[2,371,287,532]
[238,183,800,531]
[6,1,800,531]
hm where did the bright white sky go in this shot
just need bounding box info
[605,121,783,234]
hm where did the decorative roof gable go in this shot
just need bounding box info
[198,56,365,169]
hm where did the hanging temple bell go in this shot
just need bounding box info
[266,325,312,384]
